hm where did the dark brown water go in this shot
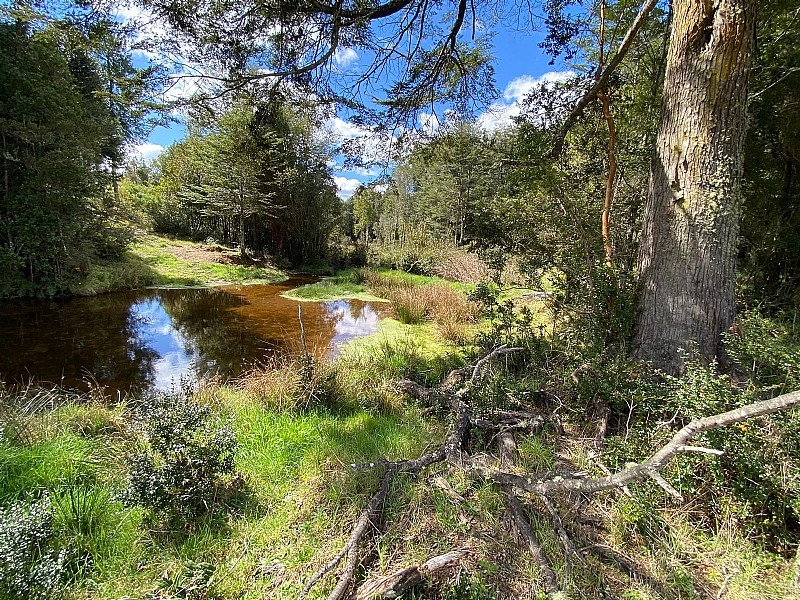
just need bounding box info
[0,277,390,394]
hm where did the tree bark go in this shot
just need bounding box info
[634,0,756,375]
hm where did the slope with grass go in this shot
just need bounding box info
[69,233,287,296]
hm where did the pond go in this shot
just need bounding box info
[0,276,391,395]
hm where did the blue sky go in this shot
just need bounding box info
[126,6,572,199]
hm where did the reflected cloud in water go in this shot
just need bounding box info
[130,298,197,391]
[0,279,391,395]
[325,301,383,352]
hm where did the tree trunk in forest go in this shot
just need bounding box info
[634,0,756,375]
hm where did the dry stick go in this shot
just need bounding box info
[300,347,522,598]
[506,489,560,599]
[352,548,470,599]
[468,390,800,497]
[539,494,581,582]
[300,386,476,599]
[298,465,398,600]
[298,305,310,362]
[498,427,561,597]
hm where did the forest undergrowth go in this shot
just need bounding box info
[1,269,799,599]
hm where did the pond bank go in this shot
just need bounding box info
[69,233,288,296]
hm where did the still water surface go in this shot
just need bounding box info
[0,277,390,394]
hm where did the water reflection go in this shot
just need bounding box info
[0,279,391,395]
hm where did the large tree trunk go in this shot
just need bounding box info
[634,0,756,375]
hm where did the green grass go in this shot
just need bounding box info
[282,277,386,302]
[0,382,442,599]
[130,240,285,288]
[3,288,798,599]
[70,233,287,295]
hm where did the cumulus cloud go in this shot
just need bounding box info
[477,71,576,132]
[326,116,371,140]
[333,176,363,200]
[334,47,359,69]
[130,143,165,161]
[418,112,441,136]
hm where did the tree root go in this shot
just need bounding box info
[298,345,800,598]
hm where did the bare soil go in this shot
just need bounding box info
[164,242,240,265]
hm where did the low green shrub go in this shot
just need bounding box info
[0,496,67,600]
[122,389,237,523]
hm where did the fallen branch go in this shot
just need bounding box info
[506,490,560,599]
[498,426,561,598]
[467,390,800,497]
[540,494,581,581]
[299,465,398,600]
[353,548,470,599]
[300,382,475,598]
[471,410,545,433]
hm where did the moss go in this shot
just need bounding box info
[281,278,387,302]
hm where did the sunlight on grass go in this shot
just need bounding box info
[130,239,284,287]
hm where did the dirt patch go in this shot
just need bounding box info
[164,243,240,265]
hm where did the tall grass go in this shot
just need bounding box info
[360,273,479,343]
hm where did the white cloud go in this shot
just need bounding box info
[478,71,576,132]
[334,47,359,69]
[162,74,207,103]
[325,116,371,140]
[418,112,441,136]
[348,166,382,177]
[334,176,363,200]
[130,143,165,161]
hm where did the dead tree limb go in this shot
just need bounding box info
[398,344,523,409]
[540,494,581,582]
[467,390,800,497]
[549,0,660,158]
[498,426,561,597]
[299,465,398,600]
[301,383,476,598]
[505,490,561,599]
[353,548,470,599]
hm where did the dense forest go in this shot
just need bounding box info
[2,0,800,598]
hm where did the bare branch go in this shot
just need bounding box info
[549,0,661,157]
[468,390,800,497]
[299,464,398,600]
[353,548,470,599]
[506,490,561,598]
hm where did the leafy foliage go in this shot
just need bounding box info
[0,496,67,600]
[0,8,161,297]
[149,97,340,266]
[122,388,237,523]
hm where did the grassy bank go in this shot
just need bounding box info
[70,233,286,296]
[0,311,473,599]
[280,268,454,302]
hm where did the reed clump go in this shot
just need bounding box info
[360,272,479,343]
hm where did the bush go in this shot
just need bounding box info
[122,389,237,523]
[0,496,67,600]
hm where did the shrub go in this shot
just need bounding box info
[122,389,237,523]
[0,496,67,600]
[433,245,490,283]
